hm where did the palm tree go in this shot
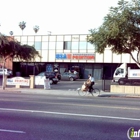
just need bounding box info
[33,25,39,33]
[19,21,26,35]
[9,31,13,36]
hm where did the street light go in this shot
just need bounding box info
[47,31,52,35]
[19,21,26,35]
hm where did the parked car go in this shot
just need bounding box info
[35,72,58,85]
[45,72,59,84]
[0,68,13,77]
[60,72,78,81]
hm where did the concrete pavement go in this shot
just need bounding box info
[0,86,140,98]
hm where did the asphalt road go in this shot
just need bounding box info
[35,79,111,91]
[0,92,139,140]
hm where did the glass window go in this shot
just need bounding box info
[28,42,34,46]
[42,36,49,41]
[35,41,42,50]
[72,42,78,49]
[72,35,79,42]
[56,42,63,49]
[28,36,34,41]
[64,36,71,41]
[35,36,41,41]
[79,42,87,49]
[115,68,124,75]
[42,42,48,49]
[80,35,87,41]
[21,36,27,42]
[21,41,27,45]
[57,36,63,41]
[49,36,56,41]
[49,42,55,49]
[87,42,95,49]
[14,36,21,42]
[63,41,71,50]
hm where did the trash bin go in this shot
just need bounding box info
[44,78,51,89]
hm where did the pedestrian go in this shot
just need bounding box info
[88,74,95,92]
[68,70,71,73]
[74,70,77,74]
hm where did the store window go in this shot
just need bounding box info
[63,41,71,50]
[71,42,78,49]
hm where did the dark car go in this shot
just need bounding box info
[45,72,59,84]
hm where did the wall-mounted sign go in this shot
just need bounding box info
[7,77,30,86]
[56,53,95,60]
[46,64,53,72]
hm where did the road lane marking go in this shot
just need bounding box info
[0,107,140,121]
[0,129,25,134]
[0,98,139,111]
[41,102,140,111]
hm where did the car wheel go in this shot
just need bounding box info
[118,79,126,85]
[49,80,53,85]
[69,77,74,81]
[53,81,58,84]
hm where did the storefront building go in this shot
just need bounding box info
[12,34,136,80]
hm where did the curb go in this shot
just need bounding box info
[0,88,140,98]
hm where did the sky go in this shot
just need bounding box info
[0,0,119,35]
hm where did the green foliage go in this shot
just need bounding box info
[0,34,41,61]
[87,0,140,65]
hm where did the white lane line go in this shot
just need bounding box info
[0,107,140,121]
[0,129,25,134]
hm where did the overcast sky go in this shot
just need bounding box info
[0,0,120,35]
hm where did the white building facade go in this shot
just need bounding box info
[13,34,136,80]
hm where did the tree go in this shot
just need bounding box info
[0,34,41,89]
[87,0,140,67]
[19,21,26,35]
[33,25,39,33]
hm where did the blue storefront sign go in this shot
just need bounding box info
[56,54,66,59]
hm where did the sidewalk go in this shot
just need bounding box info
[0,86,140,98]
